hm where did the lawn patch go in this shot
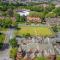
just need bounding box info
[16,26,54,37]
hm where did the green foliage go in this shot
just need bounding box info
[23,33,31,38]
[16,14,26,22]
[57,56,60,60]
[19,3,55,19]
[9,38,18,48]
[45,12,56,18]
[0,18,12,28]
[29,11,40,17]
[35,56,60,60]
[0,33,5,48]
[20,3,55,12]
[29,11,45,18]
[45,3,55,12]
[52,25,58,33]
[0,2,8,11]
[17,26,54,37]
[52,7,60,16]
[16,14,20,22]
[0,5,7,11]
[35,57,47,60]
[20,6,44,12]
[0,33,4,43]
[31,6,44,12]
[0,2,16,11]
[4,18,12,28]
[10,48,18,59]
[2,12,7,16]
[7,8,14,17]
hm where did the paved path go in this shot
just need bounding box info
[0,49,12,60]
[0,29,15,60]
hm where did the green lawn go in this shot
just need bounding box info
[35,57,47,60]
[56,55,60,60]
[35,56,60,60]
[16,26,54,37]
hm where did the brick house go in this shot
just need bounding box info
[27,16,41,23]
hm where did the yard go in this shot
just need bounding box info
[56,55,60,60]
[16,26,54,37]
[35,56,47,60]
[35,55,60,60]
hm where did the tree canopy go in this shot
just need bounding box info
[16,14,26,22]
[45,12,56,18]
[52,7,60,16]
[9,38,18,48]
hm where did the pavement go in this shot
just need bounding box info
[0,29,15,60]
[0,49,12,60]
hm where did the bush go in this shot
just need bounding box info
[9,38,18,48]
[0,33,5,49]
[10,48,18,59]
[45,12,56,18]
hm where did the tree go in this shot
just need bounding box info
[45,12,56,18]
[0,5,7,11]
[3,18,12,28]
[44,3,55,13]
[16,14,20,22]
[52,7,60,16]
[0,33,5,49]
[9,38,18,48]
[0,18,12,28]
[2,12,7,17]
[7,8,14,17]
[0,17,17,28]
[10,48,18,59]
[30,6,44,12]
[52,25,58,33]
[39,12,46,23]
[0,19,3,27]
[16,14,26,22]
[21,16,26,22]
[24,33,31,38]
